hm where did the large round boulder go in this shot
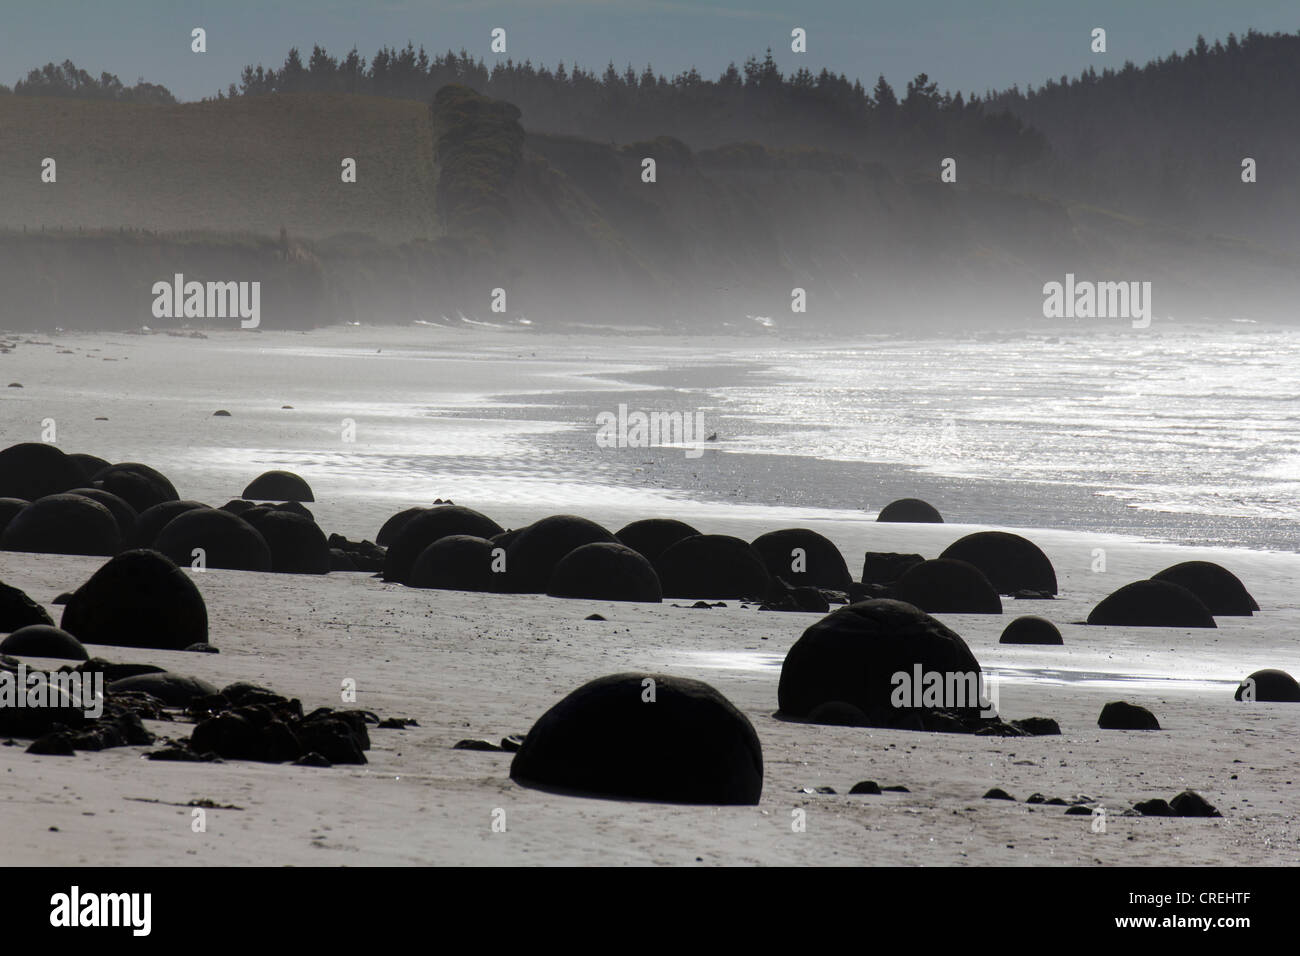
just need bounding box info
[0,580,55,631]
[656,534,771,599]
[0,494,120,556]
[67,487,138,543]
[751,528,851,590]
[893,558,1002,614]
[615,518,701,568]
[1151,561,1258,616]
[939,531,1057,596]
[129,500,210,548]
[240,508,330,574]
[107,672,220,706]
[60,549,208,650]
[241,469,314,503]
[383,506,505,584]
[503,515,616,594]
[547,542,662,602]
[408,535,497,591]
[376,507,429,547]
[152,508,272,572]
[91,462,179,513]
[0,625,88,661]
[510,673,763,805]
[1087,580,1216,628]
[777,599,985,725]
[877,498,944,523]
[999,616,1063,645]
[1235,669,1300,702]
[0,443,84,500]
[0,497,28,536]
[66,453,112,483]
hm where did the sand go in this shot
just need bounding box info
[2,521,1298,867]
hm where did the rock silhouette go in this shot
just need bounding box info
[1235,668,1300,702]
[657,534,771,599]
[129,500,210,548]
[242,469,315,502]
[67,487,139,544]
[107,672,220,706]
[939,531,1058,596]
[547,542,663,602]
[0,625,89,661]
[861,552,925,586]
[1087,580,1216,628]
[153,508,272,572]
[67,453,112,483]
[91,462,180,513]
[876,498,944,523]
[751,528,852,590]
[376,506,429,547]
[503,514,616,593]
[408,534,496,591]
[0,494,121,556]
[1151,561,1258,615]
[893,558,1002,614]
[0,443,84,500]
[241,508,330,574]
[0,497,29,536]
[999,616,1063,645]
[1098,701,1161,730]
[0,580,55,631]
[61,549,208,650]
[383,506,505,584]
[615,517,701,568]
[510,673,763,804]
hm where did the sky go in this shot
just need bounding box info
[1,0,1296,101]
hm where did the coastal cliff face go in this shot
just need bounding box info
[1,85,1296,331]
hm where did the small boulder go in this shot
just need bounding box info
[503,514,616,594]
[1234,669,1300,702]
[1151,561,1258,616]
[1087,580,1215,628]
[547,542,662,602]
[876,498,943,523]
[1097,700,1161,730]
[940,531,1058,596]
[61,549,208,650]
[0,625,88,661]
[408,535,496,591]
[999,616,1063,645]
[153,508,272,572]
[0,494,120,556]
[751,528,852,590]
[242,470,315,502]
[893,558,1002,614]
[657,534,771,600]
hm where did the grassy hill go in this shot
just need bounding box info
[0,93,438,242]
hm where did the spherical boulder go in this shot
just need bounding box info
[1086,580,1215,628]
[242,469,314,503]
[67,487,138,543]
[656,534,771,600]
[510,673,763,804]
[240,508,330,574]
[383,506,505,584]
[0,625,88,661]
[66,453,111,483]
[219,499,257,515]
[777,599,985,725]
[877,498,944,523]
[861,552,925,586]
[615,518,702,567]
[939,531,1058,596]
[60,549,208,650]
[751,528,851,590]
[376,507,429,547]
[0,580,55,631]
[1098,700,1161,730]
[129,500,210,548]
[0,443,84,500]
[91,462,179,512]
[107,672,220,706]
[999,616,1063,645]
[547,542,662,602]
[408,535,497,591]
[153,508,272,572]
[0,497,28,536]
[0,494,121,556]
[893,558,1002,614]
[1151,561,1258,616]
[503,515,616,594]
[1235,669,1300,702]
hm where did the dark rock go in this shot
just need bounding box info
[219,499,256,515]
[806,700,870,726]
[77,659,166,683]
[453,738,503,751]
[615,518,701,569]
[510,673,763,805]
[849,780,882,795]
[893,558,1002,614]
[325,534,385,572]
[876,498,943,523]
[153,508,272,572]
[1151,561,1258,615]
[1011,717,1061,736]
[1098,700,1161,730]
[1235,668,1300,702]
[657,534,771,600]
[940,531,1058,596]
[271,500,314,521]
[999,616,1063,645]
[27,732,77,756]
[242,470,315,502]
[0,497,30,536]
[1011,589,1055,599]
[1064,805,1094,815]
[408,534,496,591]
[212,410,232,417]
[292,752,332,767]
[503,515,616,594]
[861,552,925,586]
[66,487,138,544]
[61,549,208,650]
[51,592,72,605]
[759,578,832,613]
[1133,798,1174,816]
[65,453,111,483]
[1045,797,1068,806]
[383,506,505,585]
[1169,791,1221,817]
[107,672,220,706]
[778,599,986,726]
[983,787,1015,800]
[500,734,525,752]
[881,785,910,793]
[240,508,330,574]
[0,443,84,500]
[128,500,209,548]
[375,507,428,547]
[0,625,88,661]
[548,542,662,602]
[1087,580,1216,628]
[328,548,357,571]
[584,613,606,621]
[184,643,219,653]
[1025,792,1046,804]
[0,580,55,630]
[90,462,179,513]
[751,528,852,590]
[847,581,892,602]
[0,494,120,556]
